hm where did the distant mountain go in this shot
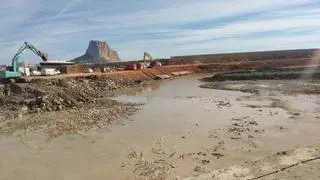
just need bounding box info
[72,40,121,63]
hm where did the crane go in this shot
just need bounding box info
[0,42,48,81]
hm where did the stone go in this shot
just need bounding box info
[46,107,53,112]
[293,112,300,116]
[57,105,63,111]
[20,106,29,114]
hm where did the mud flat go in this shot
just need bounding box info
[200,80,320,95]
[1,75,320,179]
[196,77,320,179]
[0,75,143,139]
[201,67,320,82]
[187,146,320,180]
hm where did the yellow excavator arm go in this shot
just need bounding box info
[143,52,152,61]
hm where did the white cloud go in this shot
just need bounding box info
[181,33,320,51]
[175,16,320,43]
[111,14,320,48]
[88,0,317,28]
[0,0,319,63]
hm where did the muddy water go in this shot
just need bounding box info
[1,75,320,180]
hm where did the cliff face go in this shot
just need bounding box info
[72,40,120,63]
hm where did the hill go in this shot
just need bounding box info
[72,40,120,63]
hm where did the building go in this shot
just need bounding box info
[0,65,7,71]
[40,61,74,69]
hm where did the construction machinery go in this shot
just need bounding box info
[124,52,162,70]
[143,52,162,68]
[143,52,152,61]
[0,42,48,81]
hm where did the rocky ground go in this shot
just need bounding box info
[0,75,144,139]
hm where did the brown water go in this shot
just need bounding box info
[1,75,320,180]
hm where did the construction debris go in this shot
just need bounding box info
[0,75,145,138]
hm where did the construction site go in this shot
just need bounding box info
[1,40,320,180]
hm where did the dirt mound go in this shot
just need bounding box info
[0,76,144,139]
[0,75,140,114]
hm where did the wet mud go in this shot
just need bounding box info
[0,75,320,179]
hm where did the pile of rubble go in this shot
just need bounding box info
[0,75,141,114]
[0,75,143,138]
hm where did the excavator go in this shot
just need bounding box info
[143,52,152,61]
[143,52,162,68]
[0,42,48,81]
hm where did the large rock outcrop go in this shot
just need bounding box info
[72,40,120,63]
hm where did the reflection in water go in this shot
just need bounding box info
[122,80,162,96]
[146,94,153,103]
[114,80,163,104]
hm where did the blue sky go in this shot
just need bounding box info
[0,0,319,64]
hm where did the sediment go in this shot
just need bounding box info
[0,57,317,138]
[201,67,320,82]
[0,75,143,138]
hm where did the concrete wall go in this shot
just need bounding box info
[170,49,316,65]
[78,49,317,68]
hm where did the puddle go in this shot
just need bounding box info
[1,75,320,180]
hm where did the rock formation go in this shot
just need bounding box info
[72,40,120,63]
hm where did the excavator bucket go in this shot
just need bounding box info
[41,53,48,61]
